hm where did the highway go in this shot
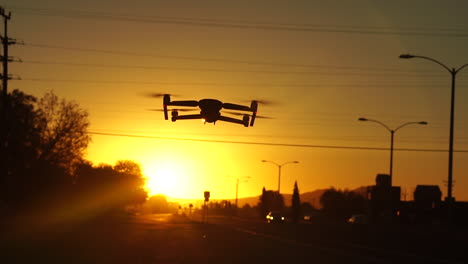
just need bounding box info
[2,213,466,263]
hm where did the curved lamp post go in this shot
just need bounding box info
[358,117,427,186]
[261,160,299,194]
[227,176,250,208]
[399,54,468,203]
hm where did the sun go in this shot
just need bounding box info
[144,161,183,197]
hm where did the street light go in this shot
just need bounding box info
[399,54,468,203]
[226,176,250,208]
[358,117,427,186]
[261,160,299,194]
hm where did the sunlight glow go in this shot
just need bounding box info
[145,161,184,197]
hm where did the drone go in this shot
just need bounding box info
[149,94,262,127]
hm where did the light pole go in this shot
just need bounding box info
[261,160,299,194]
[227,176,250,208]
[399,54,468,203]
[358,117,427,186]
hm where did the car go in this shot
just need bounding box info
[266,211,285,223]
[347,214,368,225]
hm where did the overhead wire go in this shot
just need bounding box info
[20,59,448,77]
[7,6,468,38]
[19,44,468,75]
[7,5,466,32]
[6,5,467,32]
[86,126,467,146]
[19,43,418,69]
[19,78,465,88]
[87,131,468,153]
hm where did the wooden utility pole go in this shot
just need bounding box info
[1,6,18,200]
[1,7,13,106]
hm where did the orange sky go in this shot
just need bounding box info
[5,0,468,201]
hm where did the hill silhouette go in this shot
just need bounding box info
[165,187,369,209]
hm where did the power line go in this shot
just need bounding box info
[19,77,464,88]
[8,6,468,38]
[8,6,468,33]
[20,44,468,75]
[87,127,468,146]
[23,43,411,69]
[88,131,468,153]
[9,6,467,32]
[20,60,448,77]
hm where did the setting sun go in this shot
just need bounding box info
[145,160,184,197]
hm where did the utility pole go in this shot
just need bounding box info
[1,7,18,200]
[1,7,14,108]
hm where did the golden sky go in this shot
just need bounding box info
[5,0,468,200]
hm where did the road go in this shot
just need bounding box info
[1,213,466,264]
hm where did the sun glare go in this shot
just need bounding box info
[145,161,183,197]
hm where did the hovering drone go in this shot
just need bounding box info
[149,94,261,127]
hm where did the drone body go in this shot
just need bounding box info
[162,94,258,127]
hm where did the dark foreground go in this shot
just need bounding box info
[1,213,466,264]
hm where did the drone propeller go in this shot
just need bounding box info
[246,99,275,106]
[140,92,180,98]
[254,115,273,119]
[147,108,195,112]
[223,111,272,119]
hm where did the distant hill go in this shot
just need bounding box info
[227,188,335,209]
[166,187,369,209]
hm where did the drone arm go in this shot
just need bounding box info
[174,114,203,120]
[163,104,168,120]
[169,100,199,107]
[249,101,258,126]
[218,115,249,127]
[222,103,251,112]
[163,94,171,120]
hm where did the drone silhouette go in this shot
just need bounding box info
[147,94,266,127]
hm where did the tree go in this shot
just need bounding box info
[320,188,344,217]
[145,195,169,213]
[320,187,367,221]
[114,160,142,177]
[112,160,147,205]
[291,181,301,223]
[258,187,284,217]
[74,160,148,213]
[36,91,91,172]
[2,90,42,202]
[1,90,91,209]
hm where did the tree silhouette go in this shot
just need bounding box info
[145,195,169,213]
[112,160,147,206]
[2,90,41,201]
[74,160,147,213]
[1,90,90,209]
[36,91,91,172]
[258,187,284,217]
[320,188,345,220]
[320,187,367,221]
[291,181,301,223]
